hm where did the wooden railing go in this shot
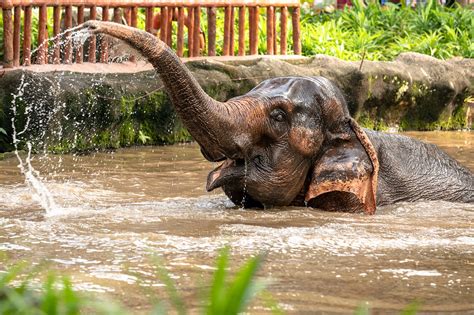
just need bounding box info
[1,0,301,68]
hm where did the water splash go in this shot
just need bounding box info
[7,25,97,215]
[241,159,248,208]
[11,73,58,213]
[27,25,89,64]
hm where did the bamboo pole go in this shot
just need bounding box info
[192,6,200,56]
[53,5,61,64]
[64,5,72,63]
[280,6,287,55]
[291,6,300,55]
[207,6,216,56]
[76,5,84,63]
[13,6,21,67]
[88,6,97,62]
[238,6,245,56]
[177,6,184,57]
[37,4,47,64]
[2,8,13,68]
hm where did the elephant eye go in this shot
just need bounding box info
[270,109,286,123]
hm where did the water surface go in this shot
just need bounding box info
[0,131,473,313]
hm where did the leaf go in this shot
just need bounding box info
[206,246,230,315]
[138,130,151,145]
[223,253,265,314]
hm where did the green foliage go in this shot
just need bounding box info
[0,262,85,315]
[300,0,473,60]
[205,247,265,315]
[400,301,421,315]
[0,248,267,315]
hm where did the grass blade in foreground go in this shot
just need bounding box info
[206,246,266,315]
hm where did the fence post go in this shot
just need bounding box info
[37,4,47,64]
[113,7,121,23]
[13,6,21,67]
[193,6,201,57]
[2,8,13,68]
[166,7,173,46]
[160,7,168,42]
[249,6,259,55]
[23,6,32,66]
[100,6,109,63]
[266,6,274,55]
[207,7,216,57]
[129,6,137,62]
[124,7,131,25]
[187,7,194,57]
[146,6,153,33]
[88,6,97,63]
[64,5,73,64]
[292,6,301,55]
[192,6,200,57]
[53,5,61,64]
[238,6,245,56]
[177,7,184,57]
[77,6,84,63]
[223,5,231,56]
[280,7,287,55]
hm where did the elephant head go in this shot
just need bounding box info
[84,21,379,214]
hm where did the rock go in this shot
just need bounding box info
[0,54,472,153]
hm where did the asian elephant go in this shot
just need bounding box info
[83,21,474,214]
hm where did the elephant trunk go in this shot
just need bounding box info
[84,21,236,161]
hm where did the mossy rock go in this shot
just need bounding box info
[0,53,472,153]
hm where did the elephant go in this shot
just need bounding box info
[83,21,474,214]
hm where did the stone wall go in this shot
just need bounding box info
[0,53,472,153]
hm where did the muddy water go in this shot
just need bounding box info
[0,131,473,313]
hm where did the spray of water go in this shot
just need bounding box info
[241,159,248,208]
[11,73,58,213]
[8,26,94,215]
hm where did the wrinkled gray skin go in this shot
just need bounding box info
[368,131,473,205]
[83,21,473,212]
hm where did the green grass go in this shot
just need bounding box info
[0,248,268,315]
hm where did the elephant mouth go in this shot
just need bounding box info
[206,158,246,192]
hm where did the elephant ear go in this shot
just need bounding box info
[305,119,379,214]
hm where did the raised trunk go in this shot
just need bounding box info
[84,21,236,161]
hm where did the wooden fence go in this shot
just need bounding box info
[0,0,301,68]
